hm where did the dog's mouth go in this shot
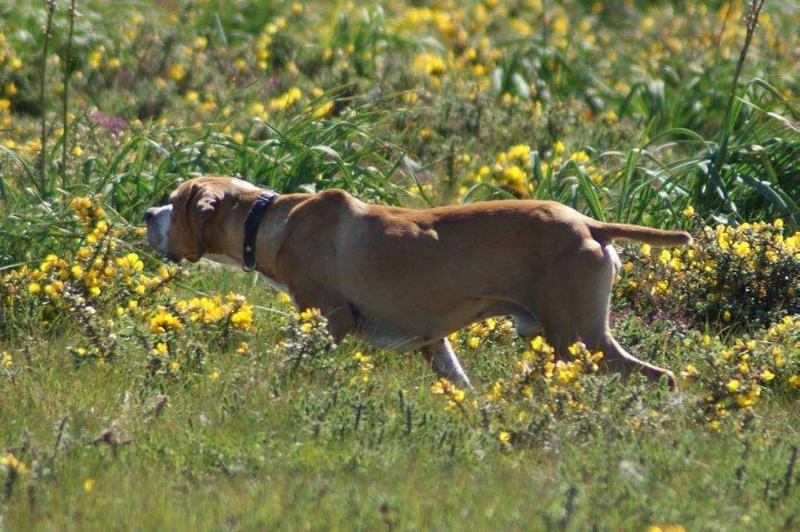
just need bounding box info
[144,204,173,258]
[146,229,163,252]
[144,238,181,263]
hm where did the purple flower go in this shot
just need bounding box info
[90,110,127,135]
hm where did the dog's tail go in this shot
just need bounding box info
[589,221,692,247]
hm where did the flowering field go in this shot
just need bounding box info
[1,0,799,529]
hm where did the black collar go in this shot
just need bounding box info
[242,191,278,272]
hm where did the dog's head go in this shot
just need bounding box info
[145,176,259,263]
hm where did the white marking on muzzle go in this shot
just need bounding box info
[146,204,173,255]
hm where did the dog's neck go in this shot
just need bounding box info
[202,191,308,281]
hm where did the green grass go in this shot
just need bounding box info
[1,0,800,529]
[1,270,799,529]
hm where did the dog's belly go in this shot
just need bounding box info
[351,298,536,351]
[362,330,431,351]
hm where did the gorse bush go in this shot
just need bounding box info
[679,318,800,431]
[0,196,162,339]
[0,197,253,385]
[619,217,800,328]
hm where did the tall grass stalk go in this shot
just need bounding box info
[38,0,57,194]
[61,0,77,188]
[714,0,765,175]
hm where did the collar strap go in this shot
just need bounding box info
[242,191,278,272]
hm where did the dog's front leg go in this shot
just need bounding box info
[421,338,474,391]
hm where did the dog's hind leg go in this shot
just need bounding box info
[590,246,677,388]
[539,244,676,388]
[597,334,677,389]
[421,338,474,391]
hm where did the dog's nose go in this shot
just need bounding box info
[144,208,155,222]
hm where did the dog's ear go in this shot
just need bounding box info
[194,184,223,224]
[187,182,224,261]
[168,180,225,262]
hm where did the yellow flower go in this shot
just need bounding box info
[651,280,669,295]
[772,347,785,367]
[71,265,84,279]
[1,453,27,473]
[169,360,180,372]
[150,310,183,333]
[732,241,751,257]
[209,369,221,382]
[236,342,249,356]
[553,140,565,154]
[726,379,740,393]
[2,352,12,369]
[761,369,775,382]
[498,431,511,444]
[168,63,185,81]
[647,525,685,532]
[231,305,253,329]
[300,308,319,321]
[452,389,465,403]
[640,243,651,257]
[430,379,446,394]
[27,282,41,295]
[736,387,760,408]
[83,478,95,492]
[468,336,481,349]
[569,150,590,164]
[268,87,302,111]
[312,101,334,118]
[682,205,695,218]
[412,52,446,78]
[88,50,103,69]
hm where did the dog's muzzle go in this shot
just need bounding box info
[144,204,173,257]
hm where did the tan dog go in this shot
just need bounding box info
[145,176,691,389]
